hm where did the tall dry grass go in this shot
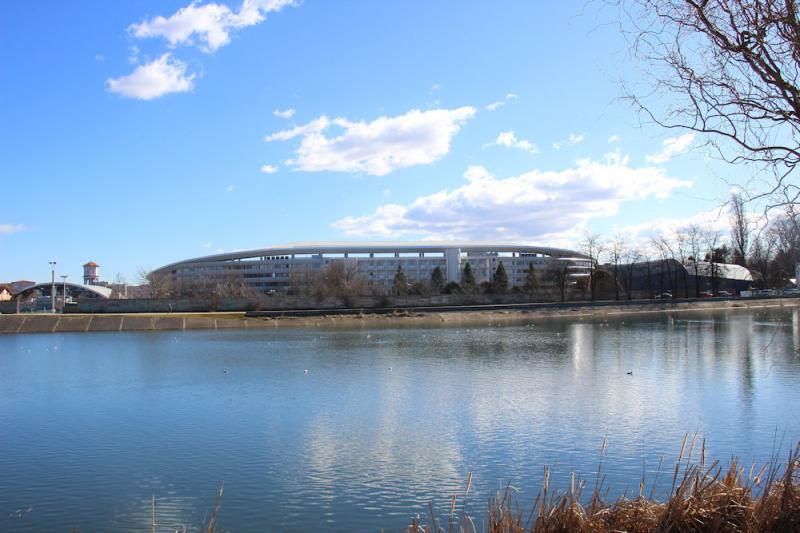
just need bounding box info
[405,436,800,533]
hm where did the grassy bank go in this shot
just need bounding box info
[3,297,799,334]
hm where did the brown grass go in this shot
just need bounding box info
[404,436,800,533]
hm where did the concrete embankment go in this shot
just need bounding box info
[1,297,797,334]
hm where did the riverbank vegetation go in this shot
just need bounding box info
[405,437,800,533]
[101,437,800,532]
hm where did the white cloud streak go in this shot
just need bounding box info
[264,107,476,176]
[552,132,585,149]
[485,92,519,111]
[106,53,194,100]
[273,108,295,119]
[260,164,279,174]
[645,133,696,163]
[332,152,692,241]
[0,224,27,235]
[129,0,297,53]
[494,130,538,154]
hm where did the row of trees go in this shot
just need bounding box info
[388,261,546,297]
[142,195,799,303]
[143,259,574,302]
[579,196,800,299]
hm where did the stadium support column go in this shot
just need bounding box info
[445,248,461,284]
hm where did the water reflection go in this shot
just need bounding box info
[1,307,799,531]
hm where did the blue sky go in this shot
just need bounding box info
[1,1,738,284]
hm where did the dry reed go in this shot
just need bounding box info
[405,436,800,533]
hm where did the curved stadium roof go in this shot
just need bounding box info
[153,241,590,274]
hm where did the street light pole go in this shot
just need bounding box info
[60,275,68,312]
[48,261,57,313]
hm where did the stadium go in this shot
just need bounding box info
[151,242,593,294]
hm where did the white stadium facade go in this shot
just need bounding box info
[152,242,593,294]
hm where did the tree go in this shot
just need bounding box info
[703,229,722,294]
[622,248,643,299]
[442,281,462,294]
[143,269,176,299]
[312,261,364,302]
[492,262,509,294]
[544,260,570,302]
[392,266,408,296]
[580,232,605,300]
[681,224,704,297]
[523,262,539,295]
[747,234,774,286]
[729,192,750,266]
[608,237,625,300]
[430,266,444,293]
[461,262,476,293]
[110,272,127,299]
[618,0,800,207]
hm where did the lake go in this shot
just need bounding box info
[1,306,799,531]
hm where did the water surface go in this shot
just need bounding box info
[1,307,799,531]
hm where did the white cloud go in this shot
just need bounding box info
[609,208,729,255]
[494,130,538,154]
[129,0,297,53]
[226,184,235,192]
[485,92,518,111]
[201,242,212,248]
[106,53,194,100]
[645,133,696,164]
[264,106,476,176]
[264,115,330,141]
[94,54,105,62]
[0,224,27,235]
[260,164,279,174]
[273,107,295,119]
[332,152,692,241]
[552,132,585,149]
[608,134,621,143]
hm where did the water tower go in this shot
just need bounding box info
[83,261,100,285]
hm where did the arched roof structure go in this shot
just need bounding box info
[153,241,590,274]
[13,281,112,299]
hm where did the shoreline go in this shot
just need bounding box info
[0,297,797,334]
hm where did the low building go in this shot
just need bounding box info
[13,281,112,310]
[612,259,754,297]
[152,242,593,295]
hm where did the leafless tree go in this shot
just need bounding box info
[729,192,750,266]
[651,234,679,297]
[703,229,723,294]
[544,260,571,302]
[142,268,176,299]
[311,261,365,303]
[608,236,626,300]
[616,0,800,208]
[110,272,127,299]
[622,247,643,299]
[580,232,605,300]
[680,224,705,296]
